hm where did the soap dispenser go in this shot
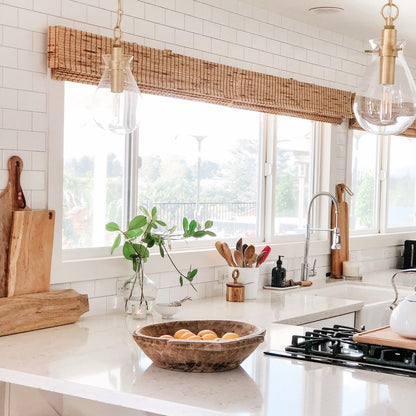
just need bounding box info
[271,256,286,287]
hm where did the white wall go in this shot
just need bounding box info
[0,0,412,315]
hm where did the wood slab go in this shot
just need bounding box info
[0,289,89,336]
[331,184,349,278]
[7,210,55,296]
[0,156,27,297]
[353,326,416,350]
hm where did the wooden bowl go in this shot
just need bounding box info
[132,319,266,372]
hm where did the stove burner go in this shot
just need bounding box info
[265,325,416,378]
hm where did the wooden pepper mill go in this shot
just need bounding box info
[226,269,245,302]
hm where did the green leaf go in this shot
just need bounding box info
[110,234,121,254]
[128,215,147,230]
[188,269,198,280]
[182,217,189,231]
[132,243,149,259]
[122,242,136,260]
[179,275,183,286]
[189,220,197,233]
[204,220,213,229]
[205,230,216,237]
[139,205,150,217]
[106,222,119,232]
[193,230,207,238]
[151,206,157,218]
[126,228,143,239]
[156,220,167,227]
[159,245,165,258]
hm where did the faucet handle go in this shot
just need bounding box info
[310,259,317,277]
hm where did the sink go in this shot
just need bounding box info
[306,283,413,330]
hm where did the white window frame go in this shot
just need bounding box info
[48,80,337,284]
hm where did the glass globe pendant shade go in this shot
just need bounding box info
[93,52,143,135]
[353,40,416,136]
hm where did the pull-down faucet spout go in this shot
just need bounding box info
[300,191,341,281]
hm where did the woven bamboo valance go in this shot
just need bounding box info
[48,25,356,125]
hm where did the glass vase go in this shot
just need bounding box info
[123,266,157,319]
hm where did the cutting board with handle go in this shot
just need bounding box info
[0,156,27,297]
[353,326,416,351]
[331,184,353,278]
[7,209,55,296]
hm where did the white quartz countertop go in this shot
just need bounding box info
[1,285,415,416]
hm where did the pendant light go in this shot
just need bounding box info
[93,0,142,135]
[353,1,416,136]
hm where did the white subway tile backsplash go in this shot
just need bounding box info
[166,9,185,29]
[95,277,117,297]
[61,0,88,22]
[184,15,202,34]
[155,24,174,43]
[70,280,95,298]
[3,26,32,50]
[0,88,18,109]
[0,129,18,149]
[193,34,211,52]
[2,149,32,169]
[31,189,47,208]
[86,5,111,27]
[31,150,46,169]
[18,90,46,112]
[0,46,19,69]
[18,9,48,32]
[3,68,32,91]
[0,4,18,26]
[2,109,32,130]
[20,170,44,189]
[176,0,194,15]
[175,28,193,48]
[34,0,60,15]
[134,18,155,38]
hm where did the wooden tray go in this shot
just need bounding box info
[353,326,416,350]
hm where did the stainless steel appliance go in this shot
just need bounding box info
[265,325,416,378]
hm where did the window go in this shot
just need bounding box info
[62,82,326,258]
[349,130,416,234]
[274,116,315,236]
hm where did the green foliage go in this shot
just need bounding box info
[275,172,296,216]
[355,173,375,228]
[106,205,215,289]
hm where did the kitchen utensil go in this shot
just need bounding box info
[244,245,255,267]
[286,279,312,287]
[7,210,55,296]
[236,237,243,253]
[215,241,231,266]
[226,269,244,302]
[331,184,353,278]
[153,303,182,319]
[0,289,89,336]
[256,246,271,267]
[390,292,416,338]
[0,156,27,297]
[222,242,237,267]
[352,326,416,350]
[234,249,244,267]
[132,319,265,372]
[242,244,248,255]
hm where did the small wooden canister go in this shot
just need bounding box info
[226,269,245,302]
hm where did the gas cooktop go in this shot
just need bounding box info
[265,325,416,378]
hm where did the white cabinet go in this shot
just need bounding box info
[3,384,158,416]
[301,312,355,329]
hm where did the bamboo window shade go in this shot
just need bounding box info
[47,25,416,135]
[48,25,357,124]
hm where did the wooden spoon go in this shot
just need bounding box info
[236,237,243,253]
[222,242,237,267]
[234,250,244,267]
[244,245,255,267]
[215,241,231,266]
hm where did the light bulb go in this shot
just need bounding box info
[353,40,416,135]
[93,53,142,135]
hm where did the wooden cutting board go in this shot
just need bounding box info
[331,184,350,278]
[353,326,416,350]
[7,210,55,296]
[0,156,27,297]
[0,289,89,336]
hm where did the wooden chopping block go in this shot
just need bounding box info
[331,184,351,279]
[0,289,89,336]
[7,210,55,296]
[0,156,27,297]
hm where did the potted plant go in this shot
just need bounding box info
[106,205,215,317]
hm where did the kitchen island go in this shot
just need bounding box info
[0,289,415,416]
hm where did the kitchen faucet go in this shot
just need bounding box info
[300,191,341,281]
